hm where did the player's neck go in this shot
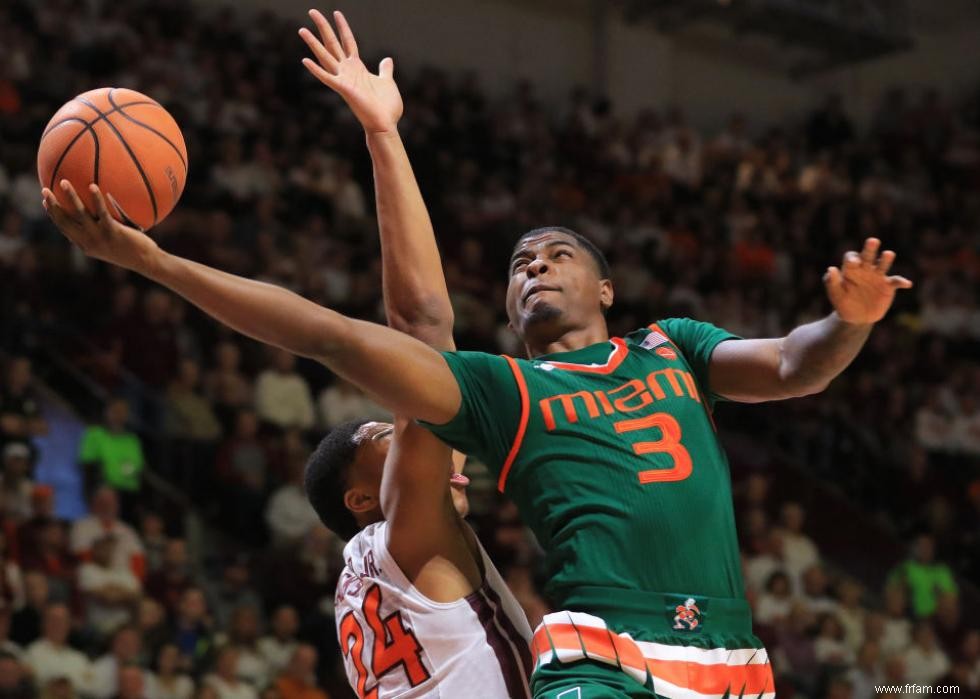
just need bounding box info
[525,323,610,358]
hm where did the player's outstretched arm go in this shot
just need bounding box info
[42,181,462,425]
[710,238,913,403]
[299,10,453,346]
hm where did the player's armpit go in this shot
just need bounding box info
[709,337,801,403]
[381,418,482,601]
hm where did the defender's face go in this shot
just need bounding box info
[352,422,470,518]
[506,231,609,343]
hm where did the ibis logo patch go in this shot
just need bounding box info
[668,596,704,632]
[655,346,677,360]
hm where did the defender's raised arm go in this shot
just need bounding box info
[299,9,454,347]
[42,181,462,425]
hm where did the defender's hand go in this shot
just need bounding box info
[299,9,403,134]
[824,238,913,324]
[42,180,160,274]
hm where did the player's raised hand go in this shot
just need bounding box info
[299,10,403,134]
[823,238,913,324]
[42,181,160,273]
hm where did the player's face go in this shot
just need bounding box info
[506,231,612,346]
[350,422,471,520]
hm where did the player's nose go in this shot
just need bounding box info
[526,256,548,278]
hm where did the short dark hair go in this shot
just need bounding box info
[513,226,611,279]
[304,419,371,541]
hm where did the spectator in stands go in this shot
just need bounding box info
[9,573,46,647]
[204,647,255,699]
[0,444,34,525]
[136,598,170,664]
[882,584,914,657]
[814,612,855,669]
[23,604,92,693]
[202,559,261,633]
[256,607,298,679]
[146,644,193,699]
[78,400,145,515]
[0,533,23,612]
[0,357,47,457]
[118,291,178,392]
[170,588,213,676]
[254,352,313,434]
[70,488,145,581]
[776,502,821,587]
[221,606,267,689]
[273,646,327,699]
[146,540,196,618]
[775,601,819,695]
[20,520,72,605]
[204,343,252,435]
[933,592,965,655]
[0,606,22,660]
[41,677,75,699]
[215,413,269,544]
[90,627,145,699]
[0,650,34,699]
[889,534,958,618]
[849,640,884,699]
[114,665,148,699]
[835,578,866,652]
[164,360,221,444]
[17,484,55,565]
[78,535,142,639]
[755,570,794,626]
[316,380,388,431]
[903,622,951,687]
[139,514,167,576]
[799,564,837,616]
[264,463,317,549]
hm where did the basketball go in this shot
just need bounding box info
[37,87,188,231]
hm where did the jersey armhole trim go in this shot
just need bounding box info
[498,355,530,493]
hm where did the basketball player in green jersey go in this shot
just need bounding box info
[45,10,913,698]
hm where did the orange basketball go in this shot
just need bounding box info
[37,87,188,231]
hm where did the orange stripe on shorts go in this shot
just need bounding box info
[646,658,774,696]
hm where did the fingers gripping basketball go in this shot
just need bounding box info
[37,87,188,231]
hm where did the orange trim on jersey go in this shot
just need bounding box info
[541,337,629,375]
[646,658,773,695]
[498,356,530,493]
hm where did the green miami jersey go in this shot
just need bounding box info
[424,318,745,614]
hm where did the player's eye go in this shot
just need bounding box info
[554,249,572,259]
[511,259,529,274]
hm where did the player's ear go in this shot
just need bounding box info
[599,279,614,313]
[344,488,376,514]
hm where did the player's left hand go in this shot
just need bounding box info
[298,10,403,134]
[824,238,913,324]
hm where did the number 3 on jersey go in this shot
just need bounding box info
[340,584,430,698]
[614,412,693,484]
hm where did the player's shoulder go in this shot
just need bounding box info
[343,520,389,559]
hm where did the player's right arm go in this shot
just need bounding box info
[41,181,462,426]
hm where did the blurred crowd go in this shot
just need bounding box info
[1,0,980,698]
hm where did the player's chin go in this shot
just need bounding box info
[523,302,563,327]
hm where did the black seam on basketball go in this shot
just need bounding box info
[41,100,157,140]
[108,88,187,173]
[42,100,158,190]
[90,126,100,186]
[77,97,158,227]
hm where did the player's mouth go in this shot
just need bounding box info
[522,283,560,305]
[449,473,470,488]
